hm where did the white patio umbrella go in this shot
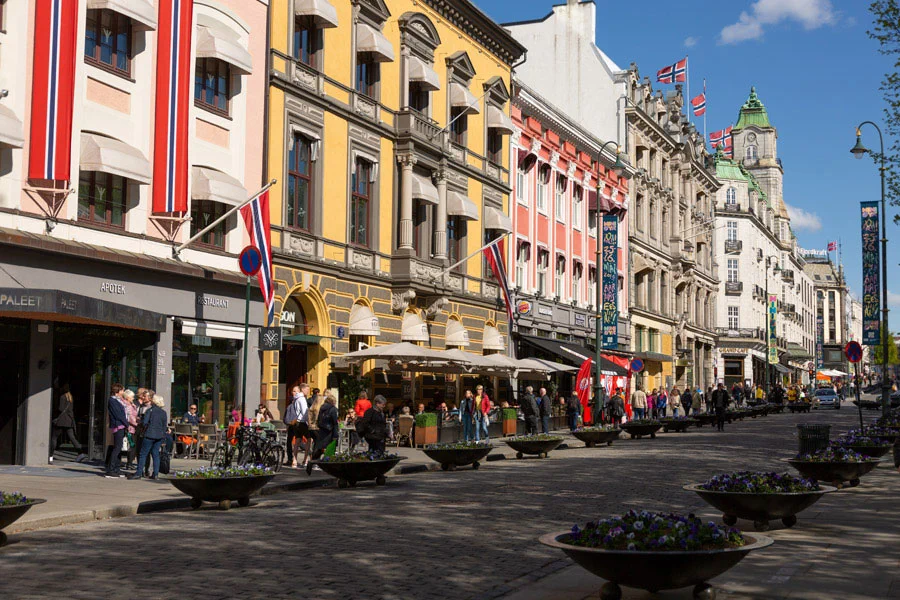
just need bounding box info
[341,342,463,365]
[516,358,577,373]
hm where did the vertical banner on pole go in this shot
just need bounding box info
[816,315,824,371]
[767,296,778,365]
[601,215,619,348]
[860,201,881,345]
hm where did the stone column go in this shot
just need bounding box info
[398,155,416,251]
[154,318,174,406]
[400,46,410,109]
[434,169,448,261]
[25,321,53,466]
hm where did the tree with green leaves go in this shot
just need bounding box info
[868,1,900,222]
[871,326,900,365]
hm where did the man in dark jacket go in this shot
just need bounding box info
[681,388,693,416]
[520,386,539,434]
[606,388,625,424]
[565,395,581,431]
[358,395,388,454]
[538,387,552,433]
[129,395,168,480]
[712,382,730,431]
[307,394,340,473]
[105,383,127,478]
[768,383,785,405]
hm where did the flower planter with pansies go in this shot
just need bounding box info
[423,441,493,471]
[540,510,773,600]
[660,417,697,433]
[167,465,276,510]
[694,413,718,427]
[572,426,621,448]
[832,434,894,459]
[621,419,662,439]
[312,452,406,488]
[787,447,880,489]
[0,492,46,546]
[505,434,564,459]
[685,471,835,531]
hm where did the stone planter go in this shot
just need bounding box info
[0,499,45,546]
[684,483,836,531]
[506,437,563,459]
[694,414,718,428]
[311,456,406,488]
[660,418,697,433]
[843,444,893,459]
[621,422,662,439]
[787,458,880,489]
[572,429,621,448]
[540,530,773,600]
[787,403,811,413]
[167,475,275,510]
[422,446,493,471]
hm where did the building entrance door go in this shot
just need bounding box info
[0,340,26,465]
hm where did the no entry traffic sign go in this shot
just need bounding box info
[844,341,863,364]
[630,358,644,373]
[239,245,262,277]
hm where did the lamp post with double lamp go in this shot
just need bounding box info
[594,141,626,421]
[758,253,781,396]
[851,123,891,416]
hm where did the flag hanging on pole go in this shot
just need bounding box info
[240,190,275,325]
[483,238,513,322]
[710,126,733,157]
[691,93,706,116]
[827,241,837,252]
[656,58,687,84]
[28,0,80,182]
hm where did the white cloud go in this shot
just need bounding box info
[785,204,822,231]
[719,0,837,44]
[684,36,699,48]
[888,292,900,308]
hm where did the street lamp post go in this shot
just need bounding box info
[850,123,891,416]
[762,256,781,395]
[595,141,625,422]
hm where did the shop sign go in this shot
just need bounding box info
[281,310,297,329]
[197,295,230,309]
[259,327,283,351]
[718,348,747,356]
[538,305,553,317]
[601,215,619,348]
[767,296,778,365]
[860,201,881,345]
[517,300,532,315]
[191,335,212,347]
[574,313,586,327]
[100,282,126,295]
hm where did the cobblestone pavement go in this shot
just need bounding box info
[2,406,898,600]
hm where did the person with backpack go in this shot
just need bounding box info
[606,388,625,424]
[565,394,581,431]
[681,388,693,417]
[307,394,339,474]
[129,395,168,480]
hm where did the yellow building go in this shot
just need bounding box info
[263,0,525,412]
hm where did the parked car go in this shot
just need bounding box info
[814,387,841,410]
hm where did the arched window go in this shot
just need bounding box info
[746,145,758,160]
[726,187,737,205]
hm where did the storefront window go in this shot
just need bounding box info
[172,327,240,425]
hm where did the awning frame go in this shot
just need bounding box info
[294,0,339,29]
[408,56,440,91]
[356,23,395,63]
[446,191,479,221]
[80,132,152,184]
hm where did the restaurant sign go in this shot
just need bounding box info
[860,201,880,345]
[767,295,778,365]
[601,215,618,348]
[816,314,824,370]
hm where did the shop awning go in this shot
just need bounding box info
[196,26,253,74]
[786,343,812,360]
[192,166,247,206]
[633,351,673,363]
[772,363,791,374]
[484,206,512,233]
[482,325,506,351]
[520,335,627,376]
[0,288,166,331]
[411,173,439,205]
[449,82,480,113]
[487,105,515,134]
[408,56,440,91]
[447,191,479,221]
[0,103,24,148]
[349,303,381,336]
[401,311,429,342]
[283,333,324,344]
[445,319,470,347]
[181,319,246,341]
[294,0,339,28]
[87,0,157,29]
[517,147,537,172]
[356,23,395,62]
[80,132,151,184]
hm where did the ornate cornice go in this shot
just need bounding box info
[420,0,526,66]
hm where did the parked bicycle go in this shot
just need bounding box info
[210,426,284,472]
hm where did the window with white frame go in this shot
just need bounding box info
[537,165,550,212]
[516,167,528,205]
[727,258,739,283]
[727,221,738,242]
[728,306,739,330]
[726,187,737,206]
[555,255,566,298]
[537,249,549,296]
[572,262,583,304]
[572,185,583,229]
[588,266,597,307]
[555,174,566,221]
[515,241,530,289]
[746,145,758,160]
[588,209,598,237]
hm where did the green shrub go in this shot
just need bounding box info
[415,412,438,427]
[502,407,518,421]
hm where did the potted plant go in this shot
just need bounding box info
[621,418,663,439]
[787,447,881,489]
[572,425,621,448]
[685,471,835,531]
[501,407,518,436]
[506,433,564,459]
[415,412,438,445]
[659,416,697,433]
[167,465,276,510]
[540,510,773,600]
[832,434,894,459]
[312,451,406,488]
[0,491,46,546]
[694,413,718,427]
[423,440,493,471]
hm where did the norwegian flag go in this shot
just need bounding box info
[152,0,194,213]
[240,190,275,325]
[691,93,706,116]
[710,126,733,156]
[483,238,513,323]
[656,58,687,84]
[827,241,837,252]
[28,0,80,181]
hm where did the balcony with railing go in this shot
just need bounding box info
[724,240,743,254]
[396,109,443,151]
[725,281,743,295]
[778,301,797,316]
[781,269,794,283]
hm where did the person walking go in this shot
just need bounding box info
[128,395,168,480]
[283,384,309,468]
[305,392,325,467]
[105,383,127,478]
[647,389,657,419]
[50,383,84,462]
[670,387,682,417]
[520,386,539,434]
[538,387,551,433]
[565,394,581,431]
[731,383,743,407]
[134,389,153,476]
[460,390,476,441]
[307,394,339,474]
[712,382,730,432]
[657,388,668,418]
[122,390,138,470]
[630,386,647,420]
[475,385,491,440]
[681,388,693,417]
[358,395,388,454]
[607,388,626,425]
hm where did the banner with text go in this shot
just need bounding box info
[601,215,619,348]
[816,314,824,370]
[768,296,778,365]
[860,201,880,345]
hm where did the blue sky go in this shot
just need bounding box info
[479,0,898,328]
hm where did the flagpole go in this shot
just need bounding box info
[172,179,277,258]
[431,232,511,281]
[685,55,690,126]
[703,78,707,144]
